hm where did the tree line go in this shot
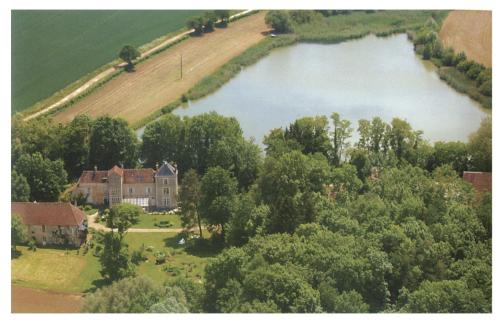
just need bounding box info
[186,10,230,35]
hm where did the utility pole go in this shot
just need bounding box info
[180,54,183,80]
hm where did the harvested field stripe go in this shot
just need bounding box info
[23,10,255,121]
[53,11,268,124]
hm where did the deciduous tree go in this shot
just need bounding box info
[88,116,138,169]
[15,152,67,201]
[118,45,140,71]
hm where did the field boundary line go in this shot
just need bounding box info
[22,10,254,122]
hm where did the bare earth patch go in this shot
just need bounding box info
[439,10,491,67]
[11,285,83,313]
[54,12,269,124]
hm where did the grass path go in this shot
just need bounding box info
[23,10,255,122]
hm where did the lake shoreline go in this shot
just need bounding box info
[132,11,454,130]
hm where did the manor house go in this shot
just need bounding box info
[74,162,178,209]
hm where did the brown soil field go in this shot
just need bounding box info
[11,284,83,313]
[439,10,492,67]
[54,12,269,125]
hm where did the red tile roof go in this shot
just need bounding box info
[78,170,109,184]
[78,166,156,184]
[11,202,85,226]
[123,169,155,184]
[463,171,492,193]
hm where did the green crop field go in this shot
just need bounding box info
[11,10,204,113]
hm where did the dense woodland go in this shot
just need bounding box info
[11,108,492,312]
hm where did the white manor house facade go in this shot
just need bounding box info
[73,162,178,210]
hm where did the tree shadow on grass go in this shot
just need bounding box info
[83,278,110,293]
[163,233,223,258]
[11,249,22,259]
[163,233,186,250]
[215,21,228,29]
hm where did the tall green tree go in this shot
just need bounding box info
[330,112,353,166]
[225,193,270,246]
[388,118,414,160]
[11,214,27,253]
[285,116,331,157]
[62,115,93,179]
[200,166,238,237]
[11,170,30,202]
[98,232,135,282]
[263,128,301,157]
[182,112,243,174]
[265,11,294,33]
[427,141,469,174]
[118,45,140,71]
[14,152,67,201]
[179,169,203,237]
[140,114,183,168]
[214,10,230,25]
[106,203,142,236]
[11,116,63,163]
[468,117,492,172]
[88,116,138,169]
[207,137,262,190]
[259,151,330,233]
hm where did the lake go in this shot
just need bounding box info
[138,33,487,144]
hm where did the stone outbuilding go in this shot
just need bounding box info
[11,202,87,246]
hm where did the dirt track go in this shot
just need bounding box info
[439,10,491,67]
[54,11,269,124]
[11,284,83,313]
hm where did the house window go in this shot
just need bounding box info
[42,236,46,242]
[165,198,169,206]
[42,225,45,232]
[129,187,134,194]
[87,187,91,194]
[163,187,169,195]
[163,179,168,185]
[146,187,152,195]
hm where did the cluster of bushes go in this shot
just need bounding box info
[265,10,320,33]
[131,245,147,264]
[186,10,230,35]
[411,20,491,98]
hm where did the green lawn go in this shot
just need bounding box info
[11,230,216,293]
[11,246,101,293]
[123,232,216,284]
[132,213,183,229]
[12,10,204,113]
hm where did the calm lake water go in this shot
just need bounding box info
[138,34,487,144]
